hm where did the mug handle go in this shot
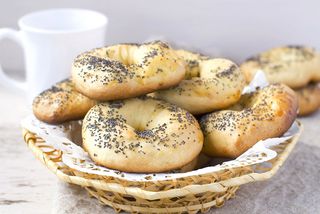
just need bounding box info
[0,28,27,91]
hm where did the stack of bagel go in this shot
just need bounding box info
[240,45,320,116]
[32,41,298,173]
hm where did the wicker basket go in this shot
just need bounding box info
[22,121,302,214]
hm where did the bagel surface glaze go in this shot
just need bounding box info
[72,41,185,101]
[240,46,320,88]
[200,84,298,158]
[295,83,320,116]
[82,97,203,173]
[155,50,246,114]
[32,79,97,124]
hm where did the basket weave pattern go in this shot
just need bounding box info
[22,124,301,213]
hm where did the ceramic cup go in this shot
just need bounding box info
[0,8,108,101]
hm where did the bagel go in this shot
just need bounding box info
[240,45,320,88]
[32,79,97,124]
[71,41,185,101]
[82,97,203,173]
[179,156,198,172]
[295,83,320,116]
[155,49,246,114]
[200,84,298,158]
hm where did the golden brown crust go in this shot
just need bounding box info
[32,79,97,124]
[82,97,203,173]
[71,41,185,101]
[155,49,246,114]
[240,46,320,88]
[178,156,198,172]
[200,84,298,158]
[295,83,320,116]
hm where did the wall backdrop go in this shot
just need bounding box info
[1,0,319,77]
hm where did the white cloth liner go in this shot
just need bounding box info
[20,71,300,182]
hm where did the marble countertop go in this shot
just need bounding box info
[0,87,56,214]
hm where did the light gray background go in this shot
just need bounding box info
[1,0,320,78]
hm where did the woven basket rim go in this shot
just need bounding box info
[21,115,302,182]
[22,121,302,200]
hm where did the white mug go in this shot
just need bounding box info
[0,8,108,101]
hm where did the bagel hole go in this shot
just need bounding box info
[133,127,156,139]
[185,66,201,80]
[122,109,155,135]
[107,46,138,67]
[126,119,146,133]
[125,118,153,138]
